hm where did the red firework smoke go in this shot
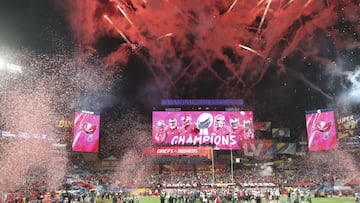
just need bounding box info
[57,0,359,100]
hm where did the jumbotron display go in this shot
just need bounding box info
[305,109,337,152]
[72,110,100,153]
[152,111,254,150]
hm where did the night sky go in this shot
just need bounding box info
[1,0,360,144]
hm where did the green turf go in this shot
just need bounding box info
[279,195,356,203]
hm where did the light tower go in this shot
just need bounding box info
[0,57,23,102]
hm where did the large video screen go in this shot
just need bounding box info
[72,110,100,153]
[305,109,337,151]
[152,111,254,150]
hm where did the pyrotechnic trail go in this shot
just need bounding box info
[287,69,334,101]
[256,0,272,37]
[103,15,131,44]
[13,0,358,189]
[116,4,135,27]
[226,0,239,13]
[238,44,264,58]
[156,33,173,41]
[60,0,358,101]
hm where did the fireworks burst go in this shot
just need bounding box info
[0,0,360,194]
[59,0,359,101]
[55,0,360,186]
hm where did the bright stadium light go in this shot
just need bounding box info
[0,56,23,102]
[0,57,5,70]
[0,57,23,73]
[6,63,22,73]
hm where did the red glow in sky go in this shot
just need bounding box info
[60,0,359,99]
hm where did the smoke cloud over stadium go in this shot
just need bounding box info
[340,67,360,104]
[0,0,359,197]
[51,0,360,187]
[58,0,360,107]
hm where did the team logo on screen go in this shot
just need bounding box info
[83,122,97,134]
[313,121,332,139]
[152,111,254,149]
[305,110,337,151]
[72,111,100,153]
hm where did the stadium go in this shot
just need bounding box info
[1,98,360,203]
[1,0,360,203]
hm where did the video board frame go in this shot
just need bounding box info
[152,111,254,150]
[72,110,100,153]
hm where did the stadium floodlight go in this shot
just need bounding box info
[6,63,22,73]
[0,57,22,73]
[0,58,5,70]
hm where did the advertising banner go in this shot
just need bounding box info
[272,128,290,138]
[241,140,271,157]
[262,142,297,158]
[72,110,100,153]
[336,114,360,139]
[253,122,272,139]
[142,146,213,159]
[152,111,254,150]
[57,117,74,129]
[305,109,337,151]
[0,131,16,137]
[241,140,296,158]
[253,122,271,131]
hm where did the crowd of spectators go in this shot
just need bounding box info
[1,136,360,202]
[61,150,360,192]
